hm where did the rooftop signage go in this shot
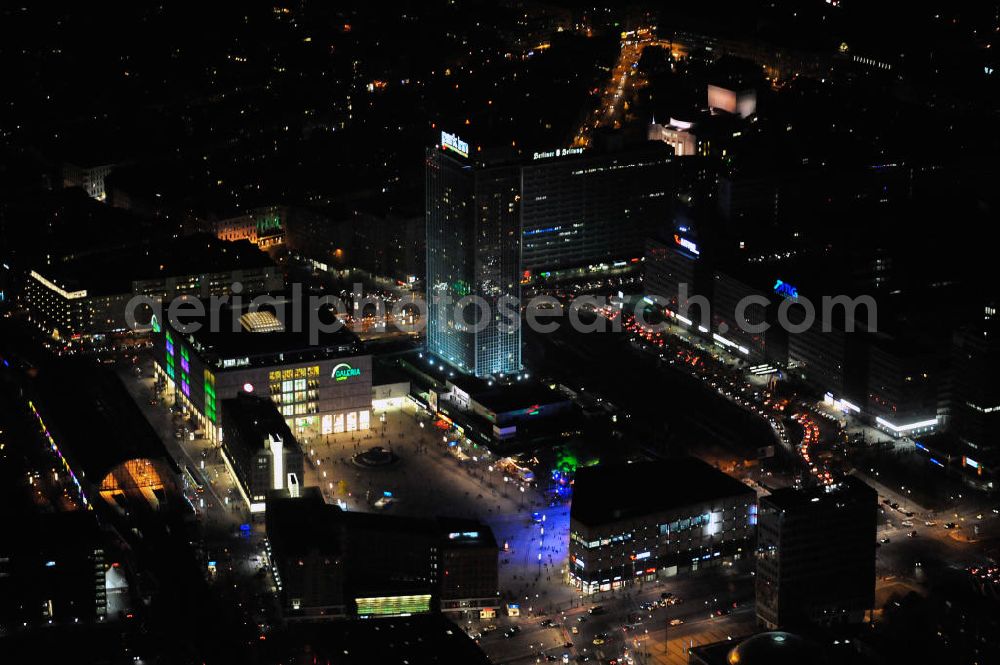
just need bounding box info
[773,279,798,299]
[441,131,469,158]
[673,234,700,256]
[532,147,584,160]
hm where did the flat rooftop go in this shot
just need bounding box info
[761,475,877,512]
[277,614,491,664]
[33,234,275,296]
[341,511,497,550]
[372,357,413,387]
[171,300,366,368]
[221,393,297,454]
[571,457,753,526]
[266,490,496,553]
[265,488,341,558]
[472,382,569,414]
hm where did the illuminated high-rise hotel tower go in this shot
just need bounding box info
[425,131,522,378]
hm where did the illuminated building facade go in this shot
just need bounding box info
[647,119,698,156]
[568,458,756,593]
[707,84,757,119]
[62,160,115,201]
[756,477,877,630]
[426,133,522,378]
[212,205,287,249]
[153,302,372,441]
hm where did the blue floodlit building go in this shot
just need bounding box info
[425,131,522,378]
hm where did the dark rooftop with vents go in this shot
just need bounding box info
[571,457,754,526]
[169,298,365,368]
[220,392,297,455]
[275,613,492,665]
[760,475,876,512]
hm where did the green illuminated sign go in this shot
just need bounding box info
[332,363,361,382]
[256,213,282,234]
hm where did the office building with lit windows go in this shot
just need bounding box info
[950,306,1000,454]
[23,234,282,343]
[266,489,498,621]
[62,159,116,201]
[755,476,877,630]
[520,141,673,278]
[568,458,756,593]
[152,303,372,441]
[220,392,305,512]
[425,132,522,378]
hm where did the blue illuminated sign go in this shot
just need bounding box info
[773,279,799,299]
